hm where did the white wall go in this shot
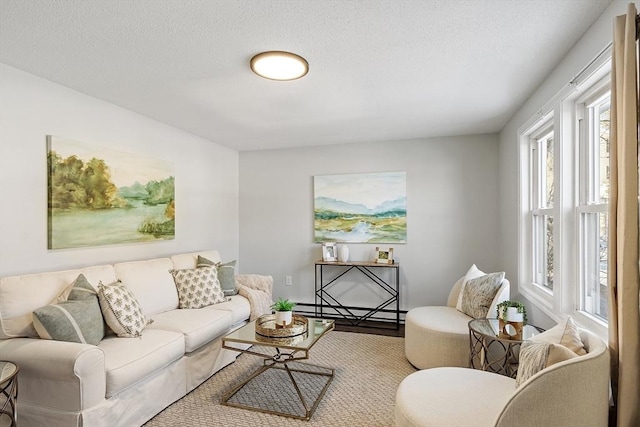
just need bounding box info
[498,0,633,329]
[239,135,501,311]
[0,64,239,277]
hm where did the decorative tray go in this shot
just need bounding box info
[255,314,308,338]
[255,332,309,346]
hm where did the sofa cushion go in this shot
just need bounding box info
[530,316,586,355]
[196,256,238,296]
[460,272,505,319]
[98,280,151,338]
[515,341,578,387]
[114,258,178,316]
[170,267,226,309]
[0,265,117,339]
[171,251,221,269]
[395,367,515,427]
[32,274,105,345]
[407,305,473,335]
[205,295,251,325]
[0,269,84,339]
[148,308,233,353]
[98,329,185,397]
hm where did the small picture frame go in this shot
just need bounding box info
[375,247,394,264]
[322,243,337,262]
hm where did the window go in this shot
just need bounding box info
[530,125,555,292]
[577,88,610,322]
[518,52,611,334]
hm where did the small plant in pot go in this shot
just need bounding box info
[271,297,296,327]
[496,300,527,324]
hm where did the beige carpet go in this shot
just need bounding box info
[144,331,416,426]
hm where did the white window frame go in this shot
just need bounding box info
[530,124,555,291]
[519,112,556,315]
[575,77,610,329]
[518,47,611,338]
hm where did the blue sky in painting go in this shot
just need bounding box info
[314,172,406,210]
[49,136,173,187]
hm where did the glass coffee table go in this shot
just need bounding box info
[222,316,335,420]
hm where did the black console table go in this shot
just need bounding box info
[314,260,400,329]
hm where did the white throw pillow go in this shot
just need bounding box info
[530,315,587,356]
[456,264,485,311]
[98,280,151,338]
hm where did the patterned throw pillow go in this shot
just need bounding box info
[515,341,578,387]
[33,274,105,345]
[98,280,151,338]
[456,264,486,311]
[170,266,225,309]
[460,272,505,319]
[196,255,238,296]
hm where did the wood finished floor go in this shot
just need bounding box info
[333,319,405,337]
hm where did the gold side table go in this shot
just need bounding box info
[468,318,543,378]
[0,361,19,427]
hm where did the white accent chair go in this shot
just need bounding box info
[395,328,609,427]
[404,272,510,369]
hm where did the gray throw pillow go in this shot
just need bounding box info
[33,274,105,345]
[197,255,238,296]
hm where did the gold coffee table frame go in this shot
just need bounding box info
[222,316,335,420]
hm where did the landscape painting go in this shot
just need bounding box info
[314,172,407,243]
[47,136,175,249]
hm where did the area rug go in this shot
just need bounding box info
[144,331,416,426]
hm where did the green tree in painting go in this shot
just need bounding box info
[145,177,174,205]
[48,151,123,210]
[82,158,121,208]
[49,152,87,209]
[137,177,175,236]
[138,199,175,236]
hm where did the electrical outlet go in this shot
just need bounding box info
[285,275,292,286]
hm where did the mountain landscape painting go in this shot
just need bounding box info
[47,136,175,249]
[314,172,407,243]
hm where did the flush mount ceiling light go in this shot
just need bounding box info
[250,51,309,81]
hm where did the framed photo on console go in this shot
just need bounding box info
[322,243,337,261]
[375,247,394,264]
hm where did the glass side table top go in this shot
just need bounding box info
[223,317,335,350]
[468,318,542,342]
[0,360,19,427]
[0,361,18,385]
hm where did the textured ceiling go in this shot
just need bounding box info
[0,0,612,151]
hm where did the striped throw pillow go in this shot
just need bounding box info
[33,274,105,345]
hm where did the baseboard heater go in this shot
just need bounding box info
[293,302,406,329]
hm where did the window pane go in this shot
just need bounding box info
[598,103,610,203]
[533,213,553,291]
[581,212,608,321]
[539,131,554,208]
[545,214,554,290]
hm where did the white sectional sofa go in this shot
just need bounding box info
[0,250,260,427]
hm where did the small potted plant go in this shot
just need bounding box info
[496,300,527,323]
[496,300,527,339]
[271,297,296,327]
